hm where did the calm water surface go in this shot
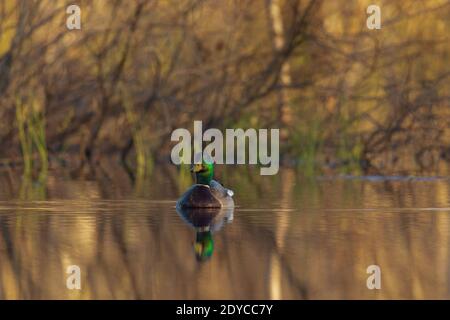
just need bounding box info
[0,166,450,299]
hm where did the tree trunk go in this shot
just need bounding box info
[267,0,293,137]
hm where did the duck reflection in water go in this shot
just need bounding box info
[176,206,234,262]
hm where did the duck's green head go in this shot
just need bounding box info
[190,158,214,185]
[194,231,214,262]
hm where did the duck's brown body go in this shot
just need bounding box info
[176,181,234,209]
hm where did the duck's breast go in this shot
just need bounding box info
[177,184,222,208]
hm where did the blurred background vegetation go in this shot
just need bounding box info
[0,0,449,179]
[0,1,450,299]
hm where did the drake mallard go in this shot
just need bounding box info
[176,158,234,209]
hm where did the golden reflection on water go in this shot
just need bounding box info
[0,166,450,299]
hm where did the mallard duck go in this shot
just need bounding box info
[176,158,234,208]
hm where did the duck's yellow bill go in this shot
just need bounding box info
[190,164,203,173]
